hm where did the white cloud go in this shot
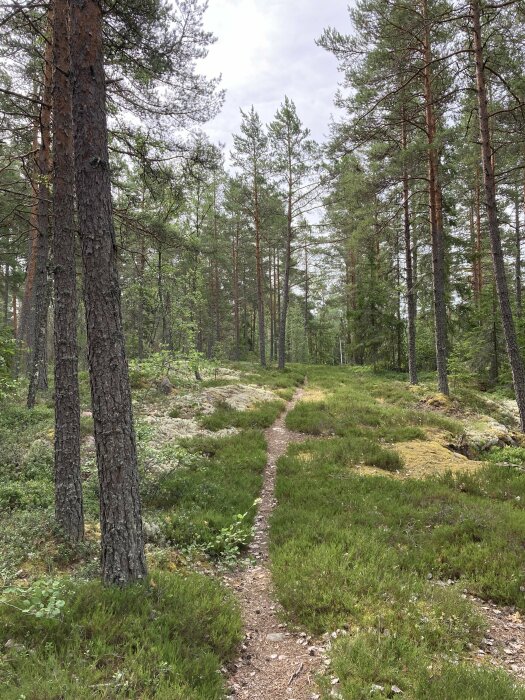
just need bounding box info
[200,0,354,153]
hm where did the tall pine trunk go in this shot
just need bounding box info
[402,116,418,385]
[27,26,53,407]
[52,0,84,541]
[254,179,266,367]
[232,222,241,360]
[421,0,449,395]
[71,0,147,583]
[470,0,525,430]
[18,123,40,367]
[278,164,293,371]
[514,192,523,318]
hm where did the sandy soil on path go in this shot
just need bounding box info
[225,387,325,700]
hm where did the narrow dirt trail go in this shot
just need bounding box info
[225,386,324,700]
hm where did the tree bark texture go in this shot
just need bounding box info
[471,0,525,431]
[52,0,84,541]
[421,0,449,395]
[71,0,147,582]
[27,24,53,407]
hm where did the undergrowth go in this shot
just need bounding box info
[199,399,285,431]
[0,573,241,699]
[0,362,270,698]
[271,366,525,699]
[142,430,267,561]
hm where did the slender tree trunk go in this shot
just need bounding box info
[471,0,525,430]
[254,182,266,367]
[71,0,147,582]
[402,117,418,384]
[27,24,53,407]
[19,123,40,353]
[421,0,449,395]
[232,222,241,360]
[412,243,418,317]
[269,247,274,363]
[278,167,293,370]
[137,237,145,358]
[473,168,483,308]
[52,0,84,541]
[212,188,221,347]
[304,237,309,357]
[516,193,522,317]
[12,290,17,337]
[3,264,9,325]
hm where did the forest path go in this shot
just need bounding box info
[225,385,324,700]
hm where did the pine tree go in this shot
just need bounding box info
[71,0,147,584]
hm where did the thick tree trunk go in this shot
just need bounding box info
[71,0,147,582]
[471,0,525,430]
[52,0,84,541]
[27,27,53,408]
[421,0,449,395]
[402,118,418,384]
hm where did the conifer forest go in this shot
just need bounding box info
[6,1,525,698]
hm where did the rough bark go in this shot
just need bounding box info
[71,0,147,582]
[421,0,449,395]
[52,0,84,541]
[471,0,525,430]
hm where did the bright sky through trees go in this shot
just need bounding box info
[200,0,352,150]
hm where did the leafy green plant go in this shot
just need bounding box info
[200,503,259,563]
[1,578,66,619]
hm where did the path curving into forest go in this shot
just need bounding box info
[225,386,324,700]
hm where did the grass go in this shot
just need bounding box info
[0,573,241,699]
[231,362,305,400]
[4,362,525,699]
[285,366,462,441]
[0,364,271,698]
[199,399,285,431]
[142,429,267,557]
[269,365,525,698]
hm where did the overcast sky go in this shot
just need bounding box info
[200,0,353,154]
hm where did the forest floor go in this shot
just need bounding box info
[3,363,525,697]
